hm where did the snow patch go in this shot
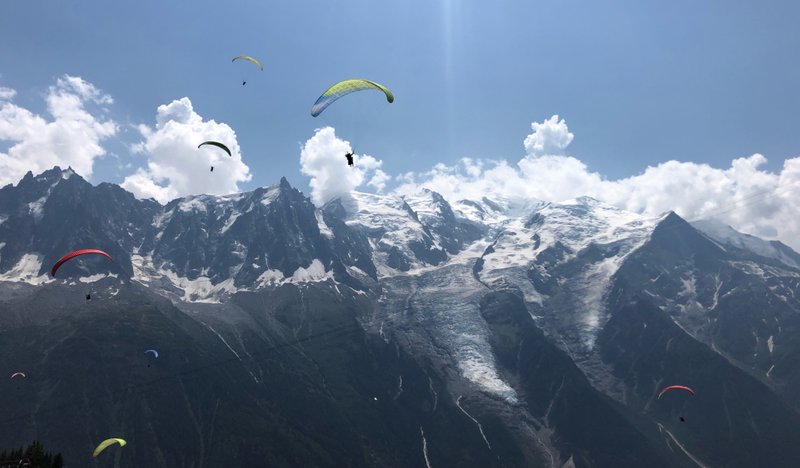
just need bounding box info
[680,275,696,297]
[220,212,241,234]
[130,254,151,283]
[161,269,238,303]
[260,186,280,205]
[346,265,368,277]
[315,211,333,238]
[0,254,50,284]
[27,196,47,221]
[78,273,119,283]
[290,259,330,282]
[178,197,208,213]
[255,268,284,287]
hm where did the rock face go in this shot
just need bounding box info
[1,167,799,467]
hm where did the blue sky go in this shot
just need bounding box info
[3,0,799,187]
[2,0,800,247]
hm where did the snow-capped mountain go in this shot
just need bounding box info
[1,167,799,467]
[692,218,800,270]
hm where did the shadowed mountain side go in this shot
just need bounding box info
[597,296,800,468]
[0,281,529,467]
[480,290,683,468]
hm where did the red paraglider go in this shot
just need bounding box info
[50,249,113,277]
[657,385,695,399]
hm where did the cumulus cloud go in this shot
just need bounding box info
[299,127,388,205]
[523,114,574,157]
[395,115,800,250]
[121,97,251,203]
[0,76,117,186]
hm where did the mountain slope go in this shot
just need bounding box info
[1,167,800,467]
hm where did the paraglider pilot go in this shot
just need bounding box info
[345,152,354,167]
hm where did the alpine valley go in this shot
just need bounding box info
[1,166,799,467]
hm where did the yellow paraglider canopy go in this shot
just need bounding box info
[231,55,263,71]
[93,438,127,457]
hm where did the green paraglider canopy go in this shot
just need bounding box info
[311,79,394,117]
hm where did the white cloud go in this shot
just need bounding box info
[56,75,113,105]
[395,115,800,250]
[0,76,117,186]
[0,87,15,101]
[523,114,574,157]
[299,127,388,205]
[121,97,251,204]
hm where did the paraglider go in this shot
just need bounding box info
[657,385,695,399]
[345,152,354,167]
[11,372,25,390]
[50,249,113,277]
[232,56,263,85]
[92,438,126,458]
[199,141,231,172]
[144,349,158,367]
[310,79,394,117]
[658,385,694,422]
[198,141,232,157]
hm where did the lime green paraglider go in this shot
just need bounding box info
[311,79,394,117]
[232,56,263,71]
[93,438,126,457]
